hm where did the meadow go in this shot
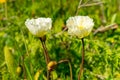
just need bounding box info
[0,0,120,80]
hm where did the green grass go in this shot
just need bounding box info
[0,0,120,80]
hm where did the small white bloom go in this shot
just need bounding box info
[25,18,52,37]
[66,16,94,38]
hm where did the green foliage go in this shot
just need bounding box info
[0,0,120,80]
[4,46,17,79]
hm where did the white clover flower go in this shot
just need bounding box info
[66,16,94,38]
[25,18,52,37]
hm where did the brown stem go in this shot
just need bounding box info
[58,59,73,80]
[58,59,69,64]
[79,2,104,8]
[40,37,50,80]
[40,38,50,64]
[78,38,84,80]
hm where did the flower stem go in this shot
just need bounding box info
[58,59,73,80]
[40,37,50,80]
[78,38,84,80]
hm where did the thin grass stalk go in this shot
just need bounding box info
[4,1,7,19]
[68,61,73,80]
[76,0,82,15]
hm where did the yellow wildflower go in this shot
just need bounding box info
[0,0,6,3]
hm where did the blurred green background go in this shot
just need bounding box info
[0,0,120,80]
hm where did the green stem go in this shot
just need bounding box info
[24,61,32,80]
[78,38,84,80]
[58,59,73,80]
[21,56,27,79]
[4,1,7,19]
[68,61,73,80]
[40,37,50,80]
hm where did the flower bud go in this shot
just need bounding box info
[34,70,42,80]
[16,65,23,77]
[47,61,57,71]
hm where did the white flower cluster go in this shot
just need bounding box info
[25,18,52,37]
[66,16,94,38]
[25,16,94,38]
